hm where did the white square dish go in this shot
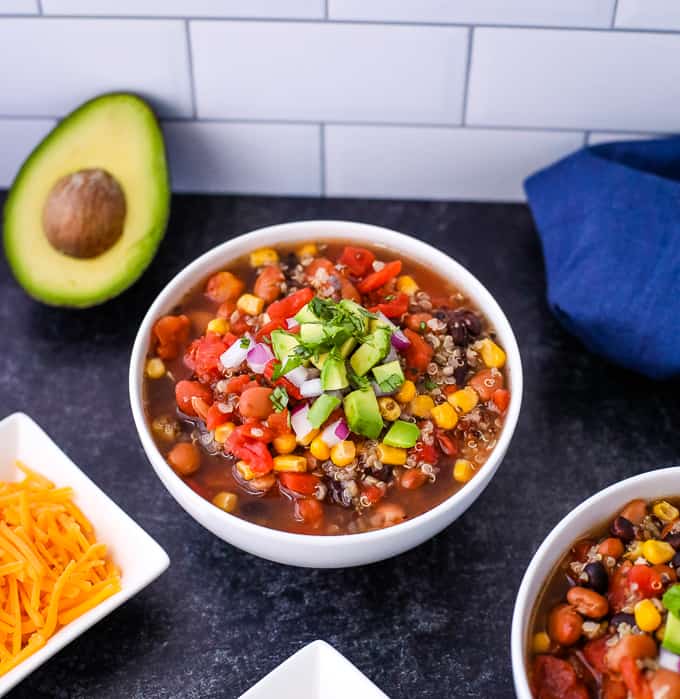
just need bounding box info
[0,412,170,696]
[240,640,389,699]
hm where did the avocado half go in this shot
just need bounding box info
[3,93,170,308]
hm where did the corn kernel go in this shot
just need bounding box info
[310,435,331,461]
[410,394,435,418]
[376,443,407,465]
[378,397,401,422]
[532,632,551,654]
[395,380,416,404]
[396,275,419,296]
[249,247,279,268]
[236,460,256,481]
[207,317,229,335]
[212,491,238,513]
[453,458,475,483]
[642,539,676,565]
[330,440,356,467]
[214,422,235,443]
[448,387,479,414]
[236,293,265,316]
[657,624,666,642]
[478,339,506,369]
[145,357,166,379]
[653,500,680,522]
[297,243,318,259]
[273,433,297,455]
[430,402,459,430]
[624,541,645,561]
[273,455,307,473]
[297,428,319,446]
[634,599,662,632]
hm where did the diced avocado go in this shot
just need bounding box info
[338,337,357,358]
[3,93,170,308]
[370,314,393,332]
[343,389,384,439]
[383,420,420,448]
[321,356,349,391]
[372,360,405,392]
[271,329,300,363]
[294,303,319,324]
[299,323,325,346]
[311,352,328,370]
[349,327,391,376]
[308,394,341,429]
[664,611,680,655]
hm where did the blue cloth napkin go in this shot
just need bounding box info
[525,136,680,380]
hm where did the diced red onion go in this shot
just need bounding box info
[300,378,323,398]
[285,317,298,329]
[321,418,350,447]
[284,364,308,388]
[246,342,274,374]
[291,402,314,440]
[659,648,680,673]
[391,328,411,350]
[219,334,252,369]
[384,347,398,363]
[291,402,307,416]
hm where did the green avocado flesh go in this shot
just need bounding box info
[344,389,383,439]
[664,611,680,655]
[383,420,420,448]
[3,93,170,308]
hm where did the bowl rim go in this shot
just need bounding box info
[129,219,523,549]
[511,465,680,698]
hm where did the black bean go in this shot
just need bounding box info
[453,361,469,387]
[448,318,468,345]
[672,551,680,569]
[459,310,482,337]
[609,613,635,629]
[611,516,635,542]
[664,531,680,550]
[372,463,393,482]
[325,478,351,508]
[583,561,609,594]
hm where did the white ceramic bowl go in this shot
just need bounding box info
[129,220,523,568]
[512,467,680,698]
[0,412,169,694]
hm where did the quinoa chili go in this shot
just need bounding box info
[529,498,680,699]
[142,241,511,535]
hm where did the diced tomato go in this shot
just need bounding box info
[608,560,633,612]
[357,260,402,293]
[266,287,314,322]
[339,246,376,277]
[435,431,458,456]
[224,375,253,394]
[628,564,663,598]
[492,388,510,413]
[205,271,244,304]
[339,277,361,302]
[370,293,409,319]
[531,656,589,699]
[184,334,229,383]
[361,484,385,505]
[469,369,504,402]
[229,314,250,335]
[602,676,628,699]
[175,380,213,416]
[206,403,231,431]
[216,300,236,319]
[413,441,438,465]
[620,656,653,699]
[267,409,290,436]
[263,360,303,400]
[279,472,320,496]
[403,328,434,372]
[152,314,190,360]
[583,636,611,675]
[306,258,335,279]
[226,431,273,475]
[235,422,275,443]
[295,498,324,526]
[256,318,287,341]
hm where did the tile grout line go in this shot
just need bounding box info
[324,0,329,20]
[460,27,474,125]
[319,124,327,197]
[583,130,591,146]
[35,0,43,14]
[611,0,620,29]
[184,19,198,119]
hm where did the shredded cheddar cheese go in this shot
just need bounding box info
[0,460,121,675]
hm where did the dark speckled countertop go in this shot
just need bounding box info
[1,193,679,699]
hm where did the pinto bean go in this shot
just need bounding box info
[547,604,583,646]
[167,442,200,476]
[606,633,657,673]
[253,265,285,303]
[598,537,625,559]
[566,587,609,618]
[405,313,433,332]
[400,469,427,490]
[238,387,274,419]
[620,499,648,525]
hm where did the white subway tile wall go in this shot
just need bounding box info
[0,7,678,200]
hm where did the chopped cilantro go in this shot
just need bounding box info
[347,364,370,390]
[378,373,404,393]
[419,321,427,333]
[424,378,438,390]
[269,385,289,412]
[240,337,250,348]
[663,584,680,617]
[272,345,311,379]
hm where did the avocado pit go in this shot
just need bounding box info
[42,168,126,259]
